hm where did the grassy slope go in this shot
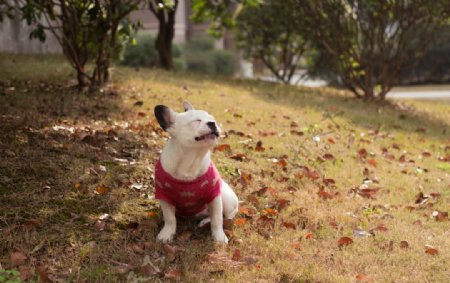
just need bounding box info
[0,54,449,282]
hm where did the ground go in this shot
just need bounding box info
[0,54,449,282]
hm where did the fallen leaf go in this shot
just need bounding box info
[367,158,377,167]
[11,251,27,266]
[282,222,296,229]
[94,220,106,231]
[235,217,248,226]
[358,148,368,159]
[230,153,248,161]
[291,242,302,250]
[214,144,231,152]
[305,232,314,239]
[323,153,335,160]
[177,230,192,242]
[355,274,366,282]
[338,237,353,248]
[146,211,158,218]
[139,255,160,276]
[24,219,41,230]
[318,190,334,200]
[276,159,288,167]
[232,249,241,261]
[37,264,53,282]
[163,244,177,262]
[164,268,183,281]
[94,186,110,196]
[425,245,438,255]
[238,171,252,188]
[19,266,33,281]
[431,210,448,221]
[399,241,409,249]
[255,141,265,152]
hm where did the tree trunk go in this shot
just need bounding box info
[156,21,174,70]
[150,0,178,70]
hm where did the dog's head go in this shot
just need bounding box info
[154,101,221,148]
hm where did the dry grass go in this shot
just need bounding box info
[0,54,449,282]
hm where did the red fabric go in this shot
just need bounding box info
[154,159,222,217]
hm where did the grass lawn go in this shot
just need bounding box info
[0,54,449,282]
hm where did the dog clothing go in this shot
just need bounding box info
[154,160,222,217]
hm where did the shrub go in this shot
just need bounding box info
[211,49,235,76]
[185,36,235,76]
[121,32,185,70]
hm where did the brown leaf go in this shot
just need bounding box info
[19,265,33,281]
[399,241,409,249]
[318,190,334,200]
[177,230,192,242]
[274,199,290,211]
[367,158,377,167]
[276,159,288,167]
[232,249,241,261]
[255,141,265,152]
[282,222,296,229]
[127,243,145,254]
[214,144,231,152]
[369,224,388,233]
[164,268,183,281]
[431,211,448,221]
[139,256,160,276]
[24,219,41,231]
[355,274,366,282]
[238,171,252,188]
[358,148,368,159]
[234,218,248,226]
[94,220,106,231]
[338,237,353,248]
[230,153,248,161]
[422,151,432,157]
[323,153,335,160]
[357,187,380,199]
[94,185,110,196]
[11,251,27,266]
[305,232,314,239]
[425,245,438,255]
[163,244,177,262]
[37,264,53,283]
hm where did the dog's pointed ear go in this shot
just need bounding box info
[154,105,176,131]
[183,101,194,112]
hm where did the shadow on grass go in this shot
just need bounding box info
[221,78,449,143]
[0,80,219,281]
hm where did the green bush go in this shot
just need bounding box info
[211,49,235,76]
[121,32,185,70]
[122,33,158,67]
[185,37,235,75]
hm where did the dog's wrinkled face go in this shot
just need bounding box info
[154,101,220,148]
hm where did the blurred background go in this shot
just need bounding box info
[1,0,449,99]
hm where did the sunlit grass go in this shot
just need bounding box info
[0,55,449,282]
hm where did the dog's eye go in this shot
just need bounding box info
[191,119,201,124]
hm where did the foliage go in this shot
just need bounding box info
[185,37,235,75]
[191,0,260,37]
[20,0,142,90]
[0,0,14,22]
[235,0,309,84]
[121,32,184,70]
[297,0,450,100]
[0,269,21,283]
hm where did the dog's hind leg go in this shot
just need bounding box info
[221,181,238,220]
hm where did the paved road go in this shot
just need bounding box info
[387,85,450,99]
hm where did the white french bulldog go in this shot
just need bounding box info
[153,101,238,244]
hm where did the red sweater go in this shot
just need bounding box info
[154,160,222,217]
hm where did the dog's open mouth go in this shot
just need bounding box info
[195,131,219,141]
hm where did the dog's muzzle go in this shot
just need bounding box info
[195,131,219,141]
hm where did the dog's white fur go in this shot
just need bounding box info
[154,101,238,244]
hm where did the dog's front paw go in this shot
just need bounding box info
[157,226,175,242]
[212,229,228,244]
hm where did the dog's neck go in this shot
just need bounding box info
[160,138,212,181]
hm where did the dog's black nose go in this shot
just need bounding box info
[207,121,217,131]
